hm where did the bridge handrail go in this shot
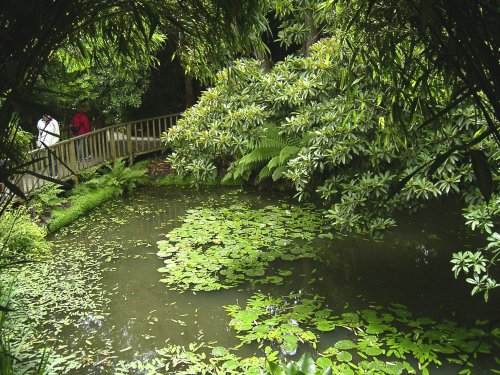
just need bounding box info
[42,112,182,148]
[18,112,181,196]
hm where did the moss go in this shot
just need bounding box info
[130,158,150,171]
[47,186,120,232]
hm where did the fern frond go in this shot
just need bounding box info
[262,125,282,140]
[222,169,237,183]
[267,155,282,170]
[258,138,287,149]
[279,146,300,163]
[239,147,281,166]
[272,165,289,181]
[258,165,272,181]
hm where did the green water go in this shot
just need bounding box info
[41,186,498,373]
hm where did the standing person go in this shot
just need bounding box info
[37,114,60,176]
[36,114,60,148]
[70,105,91,161]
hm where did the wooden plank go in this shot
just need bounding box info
[146,120,151,151]
[91,133,97,165]
[16,113,181,196]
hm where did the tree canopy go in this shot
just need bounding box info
[0,0,263,205]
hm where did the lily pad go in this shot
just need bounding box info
[334,340,357,350]
[336,351,353,362]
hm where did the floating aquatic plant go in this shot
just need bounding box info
[114,339,270,375]
[157,201,325,291]
[225,292,326,354]
[226,292,498,374]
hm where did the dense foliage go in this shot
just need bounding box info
[0,206,49,265]
[164,34,499,299]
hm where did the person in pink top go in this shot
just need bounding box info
[71,104,92,161]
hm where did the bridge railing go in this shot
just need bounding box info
[18,113,180,195]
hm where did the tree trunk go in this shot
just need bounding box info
[184,73,195,108]
[302,10,318,56]
[254,46,272,73]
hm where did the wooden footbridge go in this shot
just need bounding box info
[18,113,180,196]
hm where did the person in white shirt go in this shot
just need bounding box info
[36,114,60,176]
[36,114,60,148]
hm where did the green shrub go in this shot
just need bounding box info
[76,165,105,183]
[28,182,66,216]
[83,159,148,194]
[0,206,49,264]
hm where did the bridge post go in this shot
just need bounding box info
[109,128,116,161]
[126,124,134,165]
[68,139,78,185]
[68,140,77,171]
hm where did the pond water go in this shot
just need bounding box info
[39,186,499,373]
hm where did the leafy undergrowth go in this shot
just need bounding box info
[156,201,326,291]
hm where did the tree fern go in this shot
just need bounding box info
[224,124,304,183]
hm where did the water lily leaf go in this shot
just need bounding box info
[278,269,292,276]
[211,346,228,357]
[340,312,360,324]
[275,239,290,247]
[334,340,357,350]
[416,317,435,325]
[361,347,384,356]
[262,276,283,284]
[336,351,353,362]
[366,324,390,334]
[316,357,333,369]
[316,320,336,332]
[245,268,265,277]
[315,309,332,319]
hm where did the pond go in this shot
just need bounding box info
[10,186,500,374]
